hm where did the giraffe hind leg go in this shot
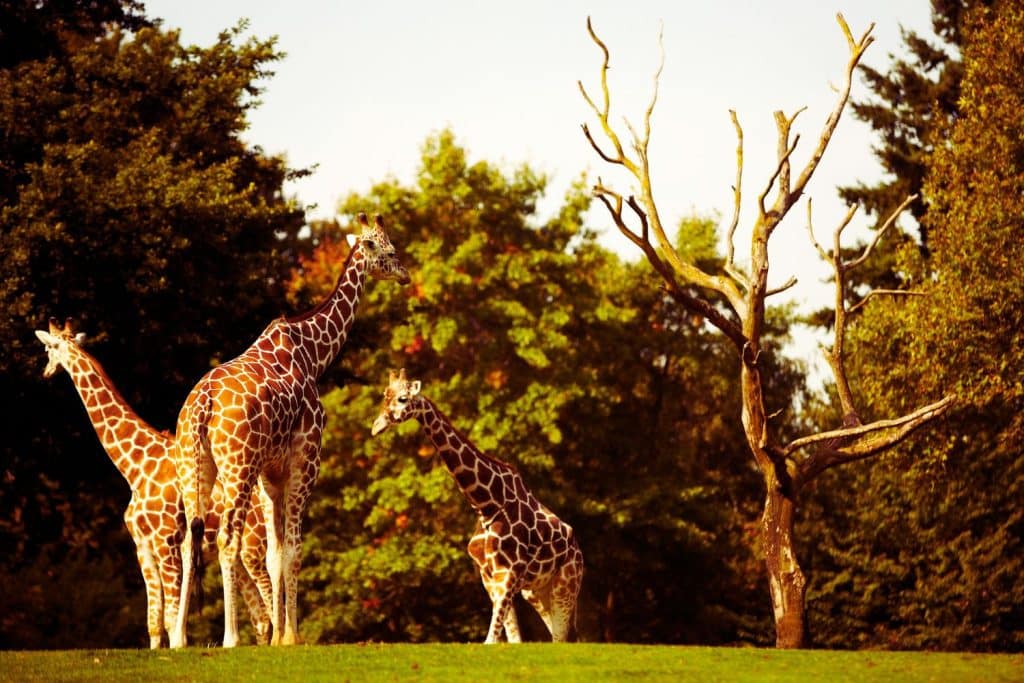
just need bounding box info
[237,562,270,645]
[521,587,554,640]
[549,550,584,642]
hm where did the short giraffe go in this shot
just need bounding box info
[173,214,410,648]
[36,318,272,647]
[371,370,584,643]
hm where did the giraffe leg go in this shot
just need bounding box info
[171,520,196,649]
[240,492,272,645]
[218,474,257,649]
[237,561,269,645]
[155,535,183,646]
[129,520,164,649]
[261,473,287,646]
[521,587,554,640]
[485,567,524,644]
[548,549,584,643]
[279,441,320,645]
[171,404,215,649]
[251,484,276,640]
[503,605,522,644]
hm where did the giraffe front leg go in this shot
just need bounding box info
[279,443,320,645]
[485,568,524,644]
[170,520,197,649]
[503,606,522,644]
[156,537,183,647]
[131,528,165,649]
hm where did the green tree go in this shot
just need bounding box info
[0,12,305,648]
[804,0,1024,651]
[293,132,770,644]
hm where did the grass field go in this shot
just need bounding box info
[2,643,1022,682]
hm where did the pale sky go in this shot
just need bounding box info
[143,1,935,374]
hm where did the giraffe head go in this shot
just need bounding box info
[34,317,86,378]
[347,213,411,285]
[371,368,423,436]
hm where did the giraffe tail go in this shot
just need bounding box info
[189,517,205,612]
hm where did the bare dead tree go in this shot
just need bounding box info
[579,14,954,648]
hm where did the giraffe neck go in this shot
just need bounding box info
[285,246,367,378]
[413,398,517,517]
[61,346,169,493]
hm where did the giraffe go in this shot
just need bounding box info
[371,369,584,643]
[172,213,410,648]
[35,318,273,647]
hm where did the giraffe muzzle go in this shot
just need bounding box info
[371,413,391,436]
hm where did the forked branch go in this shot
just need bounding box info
[793,395,955,481]
[580,16,748,328]
[796,192,953,479]
[758,15,875,238]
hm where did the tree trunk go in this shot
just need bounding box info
[762,480,806,648]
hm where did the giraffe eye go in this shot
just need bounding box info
[397,396,408,404]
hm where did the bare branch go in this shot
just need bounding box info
[847,194,917,270]
[640,23,665,156]
[788,14,874,208]
[580,17,636,175]
[766,276,798,297]
[724,110,748,288]
[758,133,800,220]
[830,203,860,257]
[580,16,748,323]
[848,288,926,315]
[625,195,650,242]
[794,395,955,481]
[593,183,645,249]
[581,123,621,165]
[805,198,830,261]
[786,395,953,457]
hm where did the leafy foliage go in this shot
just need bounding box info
[804,0,1024,651]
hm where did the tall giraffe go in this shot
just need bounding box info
[172,213,410,648]
[35,318,272,647]
[371,370,584,643]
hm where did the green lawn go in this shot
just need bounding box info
[2,643,1021,682]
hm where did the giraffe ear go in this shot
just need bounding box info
[74,332,86,344]
[345,233,357,248]
[409,380,421,396]
[35,330,55,345]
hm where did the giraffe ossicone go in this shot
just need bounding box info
[35,317,272,648]
[172,212,410,648]
[372,369,584,643]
